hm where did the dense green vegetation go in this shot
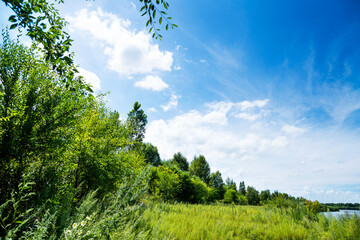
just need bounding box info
[0,1,359,239]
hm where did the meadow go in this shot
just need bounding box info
[132,203,360,240]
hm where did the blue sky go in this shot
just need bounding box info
[1,0,360,203]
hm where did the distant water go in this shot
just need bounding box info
[322,209,360,217]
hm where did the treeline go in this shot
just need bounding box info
[142,148,322,213]
[321,203,360,211]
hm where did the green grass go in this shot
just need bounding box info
[133,203,360,240]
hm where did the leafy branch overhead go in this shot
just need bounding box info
[2,0,177,85]
[139,0,178,40]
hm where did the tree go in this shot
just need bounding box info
[149,166,180,202]
[171,152,189,171]
[246,186,260,205]
[225,177,237,191]
[190,176,210,204]
[239,181,246,195]
[0,32,88,203]
[142,142,161,166]
[260,189,271,203]
[1,0,176,83]
[209,171,225,200]
[176,171,194,203]
[223,189,239,204]
[189,155,210,184]
[127,101,147,143]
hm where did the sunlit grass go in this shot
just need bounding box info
[135,203,360,240]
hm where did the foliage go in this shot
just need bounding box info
[189,155,210,184]
[190,177,210,204]
[260,189,271,203]
[127,101,148,144]
[171,152,189,171]
[223,189,239,204]
[0,34,149,238]
[141,142,161,166]
[208,171,225,200]
[246,186,260,206]
[238,181,246,195]
[225,177,236,191]
[0,31,88,204]
[149,166,180,202]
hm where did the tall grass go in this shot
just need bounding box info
[136,203,360,240]
[0,167,151,239]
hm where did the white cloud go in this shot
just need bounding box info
[235,112,261,121]
[147,107,157,113]
[134,75,169,91]
[174,66,181,70]
[236,99,269,110]
[77,67,101,91]
[282,124,306,135]
[161,93,180,112]
[200,59,207,63]
[67,8,173,76]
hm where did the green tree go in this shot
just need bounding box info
[223,189,239,204]
[246,186,260,205]
[239,181,246,195]
[209,171,225,200]
[225,177,237,191]
[189,155,210,184]
[149,166,180,202]
[176,171,194,203]
[0,32,88,204]
[127,101,147,143]
[171,152,189,171]
[260,189,271,203]
[190,176,210,204]
[142,142,161,166]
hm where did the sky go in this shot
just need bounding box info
[1,0,360,203]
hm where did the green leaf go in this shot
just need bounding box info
[159,17,162,24]
[140,6,146,12]
[166,24,169,30]
[8,15,17,23]
[153,9,156,18]
[172,24,178,28]
[163,2,168,9]
[10,24,18,30]
[149,27,153,33]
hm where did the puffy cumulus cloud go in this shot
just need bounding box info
[67,8,173,76]
[77,67,101,91]
[146,100,360,202]
[134,75,169,91]
[161,93,180,112]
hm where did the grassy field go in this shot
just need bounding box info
[132,203,360,240]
